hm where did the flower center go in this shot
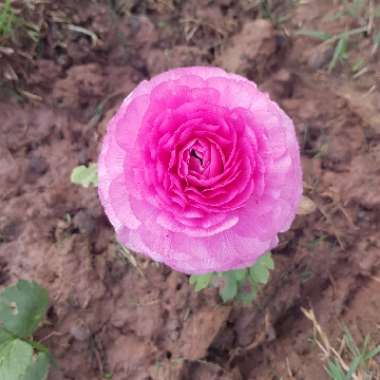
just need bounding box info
[183,138,225,180]
[189,148,204,172]
[190,149,203,164]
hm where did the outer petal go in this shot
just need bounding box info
[167,230,274,274]
[98,134,141,232]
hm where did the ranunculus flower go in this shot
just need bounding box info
[98,67,302,274]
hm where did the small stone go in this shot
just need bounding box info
[70,322,91,341]
[307,43,334,70]
[297,196,317,215]
[29,155,49,176]
[73,210,96,235]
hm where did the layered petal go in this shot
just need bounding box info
[98,66,303,274]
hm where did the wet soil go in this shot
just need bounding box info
[1,1,380,379]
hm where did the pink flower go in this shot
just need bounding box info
[98,67,302,274]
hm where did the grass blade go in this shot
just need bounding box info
[326,359,345,380]
[372,31,380,54]
[296,29,332,41]
[364,344,380,361]
[329,34,348,72]
[343,326,360,357]
[344,355,362,380]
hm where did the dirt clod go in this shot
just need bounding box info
[217,19,277,81]
[179,306,231,360]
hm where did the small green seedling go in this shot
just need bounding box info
[71,163,98,188]
[0,280,52,380]
[190,252,274,304]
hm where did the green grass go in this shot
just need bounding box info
[303,308,380,380]
[0,0,41,47]
[255,0,296,25]
[297,0,380,72]
[0,0,16,39]
[326,328,380,380]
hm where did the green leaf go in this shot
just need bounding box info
[0,339,50,380]
[189,273,213,292]
[237,291,257,304]
[237,279,258,304]
[0,339,33,380]
[0,280,49,338]
[249,263,270,285]
[0,330,13,346]
[329,34,349,72]
[219,273,238,303]
[188,253,274,304]
[70,163,98,188]
[21,352,50,380]
[231,269,247,282]
[296,30,332,41]
[257,252,274,270]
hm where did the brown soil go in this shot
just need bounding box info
[1,1,380,380]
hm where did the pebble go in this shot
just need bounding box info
[73,210,96,235]
[69,322,91,341]
[29,155,49,176]
[307,43,334,70]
